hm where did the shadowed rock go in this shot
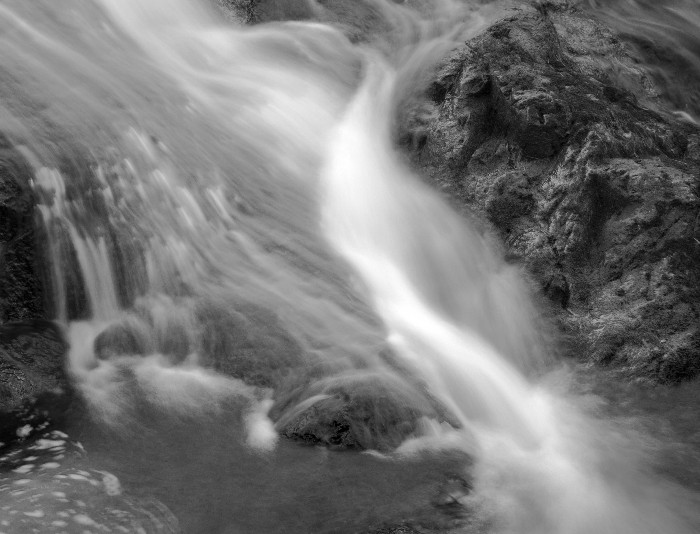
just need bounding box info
[195,298,307,388]
[0,136,42,322]
[274,371,448,451]
[402,4,700,381]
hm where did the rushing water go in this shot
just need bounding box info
[1,0,700,533]
[584,0,700,122]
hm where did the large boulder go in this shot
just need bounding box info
[0,135,73,418]
[402,4,700,381]
[194,299,451,452]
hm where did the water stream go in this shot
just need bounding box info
[1,0,699,532]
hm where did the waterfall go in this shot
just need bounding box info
[1,0,699,532]
[318,44,700,534]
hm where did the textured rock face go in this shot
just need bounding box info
[0,136,42,323]
[403,4,700,381]
[0,136,67,415]
[0,322,69,414]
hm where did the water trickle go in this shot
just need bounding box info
[33,168,121,321]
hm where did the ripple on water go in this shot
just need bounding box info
[0,428,180,533]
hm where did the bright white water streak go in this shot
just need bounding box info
[319,9,700,534]
[2,0,700,532]
[320,50,700,532]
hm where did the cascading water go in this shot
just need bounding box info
[1,0,700,533]
[319,25,700,534]
[584,0,700,123]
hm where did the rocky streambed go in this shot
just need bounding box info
[0,1,699,533]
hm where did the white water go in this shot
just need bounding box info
[3,0,700,532]
[319,21,700,534]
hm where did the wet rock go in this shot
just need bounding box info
[194,297,457,452]
[275,372,446,451]
[403,5,700,381]
[93,317,153,360]
[0,321,69,414]
[484,171,535,228]
[92,300,197,363]
[195,299,306,388]
[0,137,73,413]
[0,137,43,322]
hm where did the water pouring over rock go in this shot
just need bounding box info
[1,0,699,533]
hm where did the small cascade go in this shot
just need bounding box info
[33,167,120,321]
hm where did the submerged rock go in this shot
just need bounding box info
[403,4,700,382]
[219,0,392,42]
[218,1,700,383]
[195,298,307,388]
[194,299,452,452]
[93,317,154,360]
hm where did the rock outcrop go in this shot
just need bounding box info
[0,136,42,323]
[402,3,700,381]
[0,138,67,415]
[217,0,700,382]
[0,321,69,414]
